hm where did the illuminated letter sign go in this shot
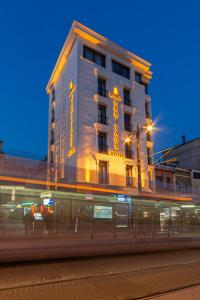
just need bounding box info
[67,81,76,157]
[109,87,122,152]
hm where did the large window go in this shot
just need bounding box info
[145,101,150,118]
[83,45,106,67]
[124,113,132,132]
[123,88,131,106]
[98,105,107,125]
[135,72,142,84]
[98,77,107,97]
[125,142,133,159]
[147,147,152,165]
[98,132,108,153]
[142,83,148,94]
[98,161,108,184]
[112,60,130,79]
[126,165,133,187]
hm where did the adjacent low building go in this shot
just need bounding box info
[155,164,200,195]
[163,136,200,171]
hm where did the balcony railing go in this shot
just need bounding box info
[98,144,108,154]
[125,150,134,159]
[98,116,108,125]
[124,123,133,132]
[98,88,108,98]
[155,181,200,195]
[123,98,132,106]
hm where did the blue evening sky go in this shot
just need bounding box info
[0,0,199,158]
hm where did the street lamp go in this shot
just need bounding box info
[125,123,155,192]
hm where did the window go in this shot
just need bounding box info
[125,142,133,159]
[143,83,149,95]
[145,101,150,118]
[98,77,107,97]
[98,105,107,125]
[112,60,130,79]
[147,147,152,165]
[123,88,131,106]
[51,87,55,102]
[98,132,108,153]
[135,72,142,84]
[193,172,200,179]
[98,161,108,184]
[50,130,54,145]
[83,45,106,67]
[50,151,54,164]
[51,110,55,123]
[124,113,132,132]
[126,165,133,186]
[146,132,152,142]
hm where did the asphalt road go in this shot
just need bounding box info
[0,249,200,299]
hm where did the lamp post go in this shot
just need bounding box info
[125,123,154,193]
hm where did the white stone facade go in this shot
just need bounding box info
[46,21,155,193]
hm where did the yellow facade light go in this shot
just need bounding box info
[125,137,131,143]
[146,124,153,132]
[67,81,76,157]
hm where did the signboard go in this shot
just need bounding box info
[94,206,113,219]
[40,192,52,199]
[84,194,94,200]
[43,198,54,206]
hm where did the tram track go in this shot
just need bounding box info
[0,250,200,299]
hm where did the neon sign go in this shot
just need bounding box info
[109,87,122,152]
[67,81,76,157]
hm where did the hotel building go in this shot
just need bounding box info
[46,21,154,194]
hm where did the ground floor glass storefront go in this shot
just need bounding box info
[0,185,200,238]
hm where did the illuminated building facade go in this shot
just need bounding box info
[46,21,154,193]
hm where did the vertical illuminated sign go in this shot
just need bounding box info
[67,81,76,157]
[109,87,122,151]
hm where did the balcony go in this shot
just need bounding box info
[98,88,108,98]
[98,144,108,154]
[124,123,133,132]
[98,116,108,125]
[125,150,134,159]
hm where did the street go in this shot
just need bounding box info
[0,249,200,299]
